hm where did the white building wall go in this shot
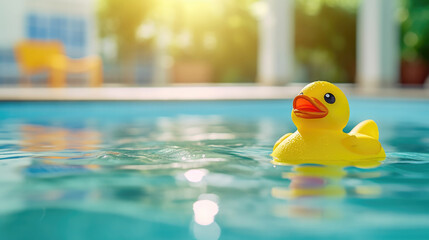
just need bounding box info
[0,1,26,48]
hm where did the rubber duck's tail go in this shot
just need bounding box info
[349,120,379,140]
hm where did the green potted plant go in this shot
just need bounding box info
[400,0,429,86]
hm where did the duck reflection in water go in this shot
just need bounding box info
[271,159,383,219]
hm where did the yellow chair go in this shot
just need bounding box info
[15,40,103,87]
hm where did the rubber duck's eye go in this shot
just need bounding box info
[324,93,335,104]
[299,92,303,95]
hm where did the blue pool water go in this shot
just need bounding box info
[0,99,428,240]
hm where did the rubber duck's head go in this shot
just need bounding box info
[291,81,349,131]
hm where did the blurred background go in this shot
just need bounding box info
[0,0,428,89]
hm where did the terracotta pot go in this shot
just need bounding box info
[172,61,213,83]
[400,60,429,85]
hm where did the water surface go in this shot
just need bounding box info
[0,100,428,240]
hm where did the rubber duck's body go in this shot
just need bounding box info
[272,81,385,163]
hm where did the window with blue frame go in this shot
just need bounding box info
[0,49,17,64]
[49,16,68,44]
[26,13,48,39]
[70,18,86,48]
[0,49,19,83]
[26,13,87,57]
[69,18,87,57]
[26,14,38,39]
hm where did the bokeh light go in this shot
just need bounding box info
[193,199,219,225]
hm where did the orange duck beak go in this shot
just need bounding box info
[293,95,328,119]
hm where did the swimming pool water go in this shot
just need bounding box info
[0,99,428,240]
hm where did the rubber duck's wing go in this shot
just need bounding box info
[273,133,292,151]
[342,134,382,155]
[349,119,379,139]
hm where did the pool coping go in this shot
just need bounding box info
[0,85,428,101]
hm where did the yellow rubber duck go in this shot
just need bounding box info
[272,81,386,163]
